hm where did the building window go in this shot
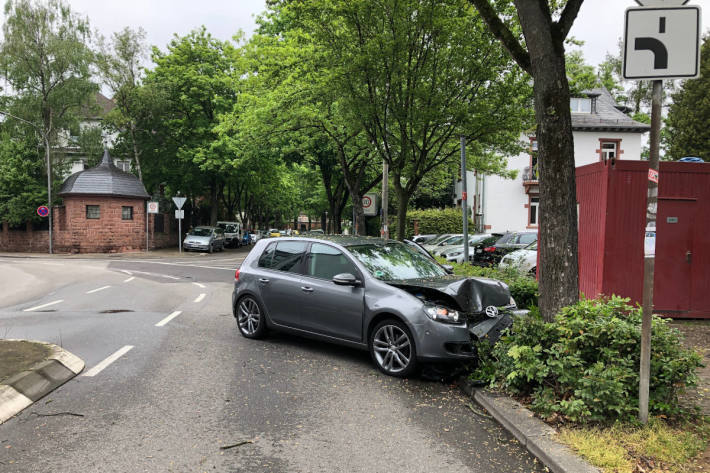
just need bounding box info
[122,206,133,220]
[570,97,592,113]
[529,197,540,226]
[114,160,131,172]
[598,139,623,162]
[86,205,100,219]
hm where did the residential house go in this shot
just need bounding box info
[461,88,651,233]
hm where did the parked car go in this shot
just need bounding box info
[677,156,704,162]
[183,226,226,253]
[439,234,492,264]
[411,234,438,244]
[422,234,460,253]
[469,234,504,264]
[232,236,521,377]
[474,231,537,267]
[217,221,242,248]
[429,234,478,257]
[268,229,281,238]
[250,231,264,243]
[499,241,537,275]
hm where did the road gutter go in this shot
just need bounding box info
[0,341,84,424]
[458,378,600,473]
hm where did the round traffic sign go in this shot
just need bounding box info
[37,205,49,217]
[362,196,372,208]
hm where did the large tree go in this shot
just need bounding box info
[96,27,149,181]
[664,36,710,162]
[292,0,532,240]
[0,0,96,243]
[470,0,583,321]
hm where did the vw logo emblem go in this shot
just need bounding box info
[485,306,499,318]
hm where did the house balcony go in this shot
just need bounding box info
[522,166,539,194]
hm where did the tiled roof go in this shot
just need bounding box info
[81,92,116,120]
[59,150,149,199]
[572,88,651,133]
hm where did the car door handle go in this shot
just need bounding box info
[258,278,270,284]
[301,286,314,293]
[686,251,692,264]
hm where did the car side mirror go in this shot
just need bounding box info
[442,265,454,274]
[333,273,361,286]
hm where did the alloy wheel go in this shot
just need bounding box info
[372,324,412,374]
[237,297,262,337]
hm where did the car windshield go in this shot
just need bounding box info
[348,243,447,281]
[218,223,238,233]
[470,234,490,244]
[426,234,449,245]
[442,235,464,246]
[190,227,212,237]
[525,241,537,250]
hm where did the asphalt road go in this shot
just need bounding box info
[0,249,544,472]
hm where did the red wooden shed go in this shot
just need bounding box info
[576,160,710,318]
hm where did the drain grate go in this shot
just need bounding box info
[100,309,134,314]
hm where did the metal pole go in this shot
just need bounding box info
[461,136,469,262]
[179,217,182,254]
[382,159,389,239]
[639,79,662,424]
[47,143,52,254]
[145,202,149,253]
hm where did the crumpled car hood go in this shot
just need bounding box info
[385,275,510,313]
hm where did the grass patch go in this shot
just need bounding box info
[559,418,709,473]
[0,340,52,382]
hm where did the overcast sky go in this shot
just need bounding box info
[2,1,708,72]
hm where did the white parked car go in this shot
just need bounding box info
[423,234,462,254]
[498,241,537,275]
[439,234,492,263]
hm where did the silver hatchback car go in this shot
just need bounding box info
[232,236,520,377]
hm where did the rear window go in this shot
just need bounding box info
[258,242,276,268]
[518,233,537,245]
[494,233,514,245]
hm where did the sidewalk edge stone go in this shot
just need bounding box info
[459,378,600,473]
[0,341,84,424]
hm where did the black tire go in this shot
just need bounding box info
[369,319,417,377]
[235,296,267,339]
[529,267,537,277]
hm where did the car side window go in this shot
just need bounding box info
[272,241,308,273]
[306,243,358,281]
[258,242,277,268]
[518,233,537,245]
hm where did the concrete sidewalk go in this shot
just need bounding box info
[0,246,252,260]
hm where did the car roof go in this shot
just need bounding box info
[274,234,396,247]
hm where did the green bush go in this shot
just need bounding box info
[437,257,539,309]
[473,296,702,423]
[392,208,474,239]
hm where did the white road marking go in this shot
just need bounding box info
[123,276,135,283]
[116,260,239,271]
[23,299,63,312]
[82,345,134,377]
[155,310,182,327]
[194,293,206,303]
[119,269,182,280]
[120,270,133,275]
[192,282,206,288]
[86,285,111,294]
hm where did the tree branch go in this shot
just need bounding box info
[554,0,584,42]
[469,0,531,73]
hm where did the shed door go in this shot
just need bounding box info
[654,199,696,313]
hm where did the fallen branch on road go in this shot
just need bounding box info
[220,440,253,450]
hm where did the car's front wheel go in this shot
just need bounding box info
[369,319,417,377]
[236,296,267,339]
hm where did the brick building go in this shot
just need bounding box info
[0,150,177,254]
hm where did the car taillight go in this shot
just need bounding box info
[484,246,496,252]
[234,269,240,281]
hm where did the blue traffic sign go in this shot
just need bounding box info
[37,205,49,217]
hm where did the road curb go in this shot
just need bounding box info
[0,341,84,424]
[458,378,600,473]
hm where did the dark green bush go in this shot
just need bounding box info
[473,296,702,423]
[391,208,474,239]
[437,257,539,309]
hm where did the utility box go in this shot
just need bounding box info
[576,160,710,318]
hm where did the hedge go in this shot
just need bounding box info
[391,208,474,239]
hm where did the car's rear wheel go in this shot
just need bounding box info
[236,296,267,339]
[369,319,417,377]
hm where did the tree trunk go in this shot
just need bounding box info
[515,2,580,321]
[129,123,143,182]
[210,178,218,226]
[394,184,410,241]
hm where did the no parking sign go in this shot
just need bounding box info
[37,205,49,217]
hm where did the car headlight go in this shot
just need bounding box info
[423,303,461,324]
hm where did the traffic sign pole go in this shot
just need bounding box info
[639,79,663,424]
[461,136,469,264]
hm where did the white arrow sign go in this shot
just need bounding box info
[172,196,187,209]
[623,6,701,80]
